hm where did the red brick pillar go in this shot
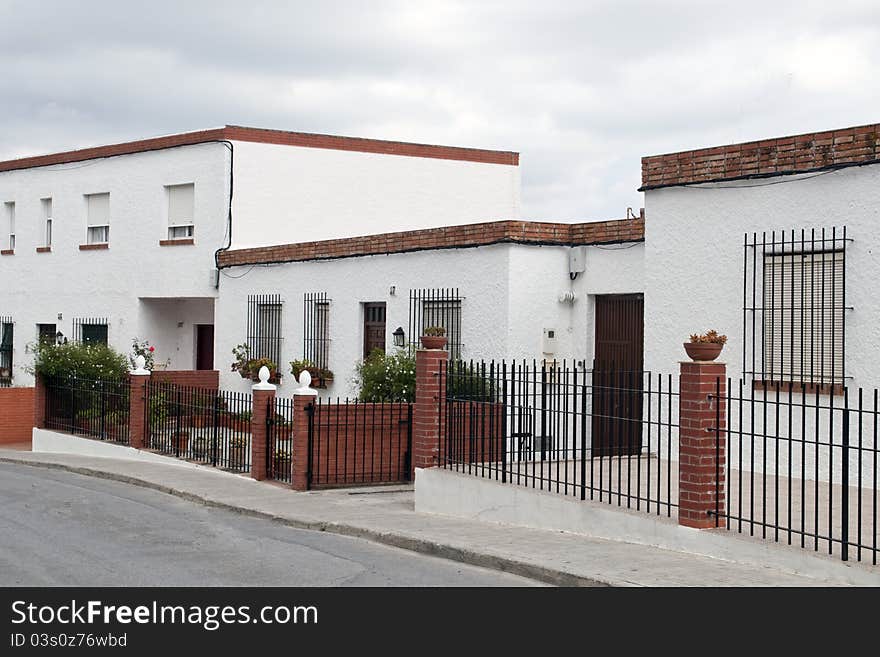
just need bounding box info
[291,391,316,491]
[412,347,448,478]
[251,385,276,482]
[128,371,150,450]
[678,361,726,529]
[33,374,47,429]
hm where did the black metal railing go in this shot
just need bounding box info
[714,379,879,564]
[306,398,413,489]
[44,375,130,444]
[267,396,294,483]
[441,360,679,517]
[408,288,463,359]
[247,293,283,368]
[303,292,331,370]
[146,381,253,474]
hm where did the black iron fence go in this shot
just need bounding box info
[714,379,879,564]
[267,396,294,483]
[146,381,253,474]
[306,398,413,489]
[442,360,679,517]
[44,375,130,444]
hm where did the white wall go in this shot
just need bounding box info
[138,298,215,370]
[0,143,229,384]
[229,140,521,248]
[643,165,880,389]
[215,240,645,397]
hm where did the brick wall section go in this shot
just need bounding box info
[33,377,46,430]
[250,387,275,482]
[291,393,314,490]
[678,361,727,529]
[308,403,411,487]
[412,348,448,478]
[128,374,149,450]
[151,370,219,389]
[642,122,880,189]
[0,387,35,445]
[218,217,645,268]
[0,125,517,174]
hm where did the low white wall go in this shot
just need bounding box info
[414,467,880,585]
[32,428,235,474]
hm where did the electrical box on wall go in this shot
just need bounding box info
[542,327,557,355]
[569,246,586,274]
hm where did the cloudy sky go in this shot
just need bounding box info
[1,0,878,220]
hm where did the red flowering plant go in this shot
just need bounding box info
[130,337,167,371]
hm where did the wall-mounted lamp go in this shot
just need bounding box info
[55,331,66,345]
[57,313,63,321]
[392,326,405,347]
[389,285,396,296]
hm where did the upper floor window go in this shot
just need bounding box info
[166,183,194,240]
[85,193,110,245]
[4,202,14,251]
[41,197,52,248]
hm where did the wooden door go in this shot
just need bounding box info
[592,294,644,455]
[363,303,386,359]
[196,324,214,370]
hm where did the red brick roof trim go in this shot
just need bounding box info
[217,218,644,268]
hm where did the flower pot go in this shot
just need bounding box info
[172,431,190,455]
[683,342,724,361]
[420,335,448,350]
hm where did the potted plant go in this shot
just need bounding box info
[231,343,252,379]
[247,357,280,384]
[420,325,447,350]
[684,330,727,361]
[271,448,291,478]
[290,359,334,388]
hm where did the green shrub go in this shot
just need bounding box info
[28,340,129,382]
[354,348,416,402]
[446,361,498,402]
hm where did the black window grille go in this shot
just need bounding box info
[408,288,463,358]
[73,317,109,345]
[0,318,12,387]
[303,292,331,370]
[37,323,57,345]
[743,227,849,393]
[247,294,283,367]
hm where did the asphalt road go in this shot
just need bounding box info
[0,463,542,587]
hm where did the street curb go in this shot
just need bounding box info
[0,456,614,587]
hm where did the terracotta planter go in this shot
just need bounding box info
[173,431,190,455]
[683,342,724,361]
[420,335,448,350]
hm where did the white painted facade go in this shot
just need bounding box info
[230,140,522,248]
[643,164,880,389]
[214,240,645,396]
[0,142,229,385]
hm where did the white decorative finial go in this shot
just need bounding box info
[296,369,317,396]
[252,365,276,391]
[131,354,150,376]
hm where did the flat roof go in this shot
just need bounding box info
[0,125,519,173]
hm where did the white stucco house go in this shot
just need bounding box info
[0,125,522,386]
[641,121,880,392]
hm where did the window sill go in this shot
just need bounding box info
[79,243,109,251]
[752,379,844,396]
[159,238,194,246]
[36,246,51,253]
[0,250,13,256]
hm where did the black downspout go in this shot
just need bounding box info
[213,140,234,289]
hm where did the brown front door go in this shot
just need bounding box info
[363,303,386,358]
[196,324,214,370]
[592,294,644,455]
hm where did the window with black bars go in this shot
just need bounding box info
[408,288,463,359]
[0,317,12,387]
[743,227,849,393]
[247,294,283,367]
[73,317,109,345]
[303,292,331,369]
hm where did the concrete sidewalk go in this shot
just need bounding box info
[0,448,874,586]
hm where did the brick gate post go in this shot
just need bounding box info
[128,355,151,450]
[291,371,318,491]
[412,346,448,479]
[251,367,277,482]
[33,374,47,430]
[678,360,726,529]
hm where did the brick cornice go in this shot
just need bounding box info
[218,217,644,268]
[0,125,518,174]
[641,122,880,190]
